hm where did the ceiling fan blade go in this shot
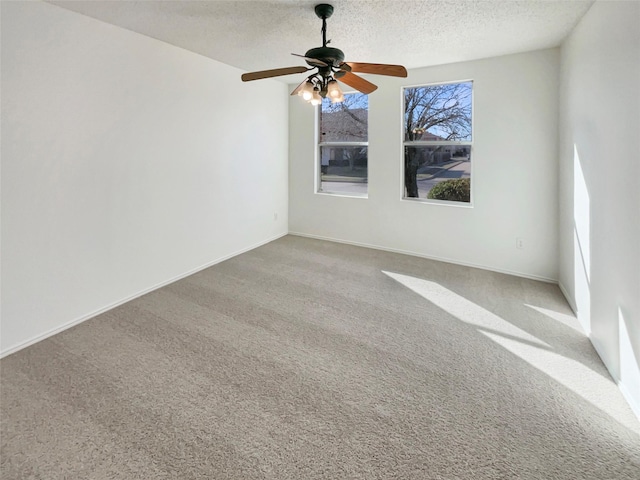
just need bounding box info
[337,71,378,94]
[344,62,408,77]
[241,66,309,82]
[291,53,329,67]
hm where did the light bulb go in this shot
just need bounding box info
[331,93,345,104]
[299,81,315,101]
[327,80,342,99]
[309,89,322,106]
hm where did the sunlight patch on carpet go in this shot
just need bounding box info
[382,270,635,429]
[524,304,584,333]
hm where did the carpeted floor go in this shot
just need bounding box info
[1,235,639,479]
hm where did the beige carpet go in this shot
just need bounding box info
[1,235,639,479]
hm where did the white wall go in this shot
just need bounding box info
[558,0,640,417]
[0,1,289,355]
[289,49,560,281]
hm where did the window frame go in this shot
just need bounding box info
[401,79,474,206]
[316,92,369,198]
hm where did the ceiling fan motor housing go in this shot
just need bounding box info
[314,4,334,19]
[304,46,345,68]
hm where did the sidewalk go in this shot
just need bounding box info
[321,159,466,183]
[416,160,464,180]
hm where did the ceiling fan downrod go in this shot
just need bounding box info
[315,3,334,47]
[305,3,343,68]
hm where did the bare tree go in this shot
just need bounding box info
[404,83,472,197]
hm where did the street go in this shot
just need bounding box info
[320,160,471,198]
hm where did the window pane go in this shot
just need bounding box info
[319,145,367,195]
[404,82,472,142]
[404,145,470,202]
[320,94,368,142]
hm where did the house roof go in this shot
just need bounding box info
[321,108,367,143]
[413,131,447,142]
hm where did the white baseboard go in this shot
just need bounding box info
[618,382,640,422]
[557,283,640,423]
[557,282,578,317]
[589,336,640,423]
[288,231,558,284]
[0,232,287,359]
[557,281,591,334]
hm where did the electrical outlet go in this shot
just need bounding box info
[516,237,524,250]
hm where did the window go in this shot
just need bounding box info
[403,81,472,203]
[318,93,368,196]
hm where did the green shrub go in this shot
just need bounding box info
[427,178,470,202]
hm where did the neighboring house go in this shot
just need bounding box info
[320,107,367,170]
[408,130,470,165]
[412,131,446,141]
[320,107,367,142]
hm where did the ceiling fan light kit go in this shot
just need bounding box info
[241,3,407,105]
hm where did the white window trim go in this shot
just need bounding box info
[315,93,369,198]
[400,80,474,206]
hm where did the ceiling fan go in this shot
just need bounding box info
[240,3,408,105]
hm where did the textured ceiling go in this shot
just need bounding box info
[47,0,593,81]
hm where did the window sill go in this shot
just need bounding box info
[316,191,368,199]
[401,197,473,208]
